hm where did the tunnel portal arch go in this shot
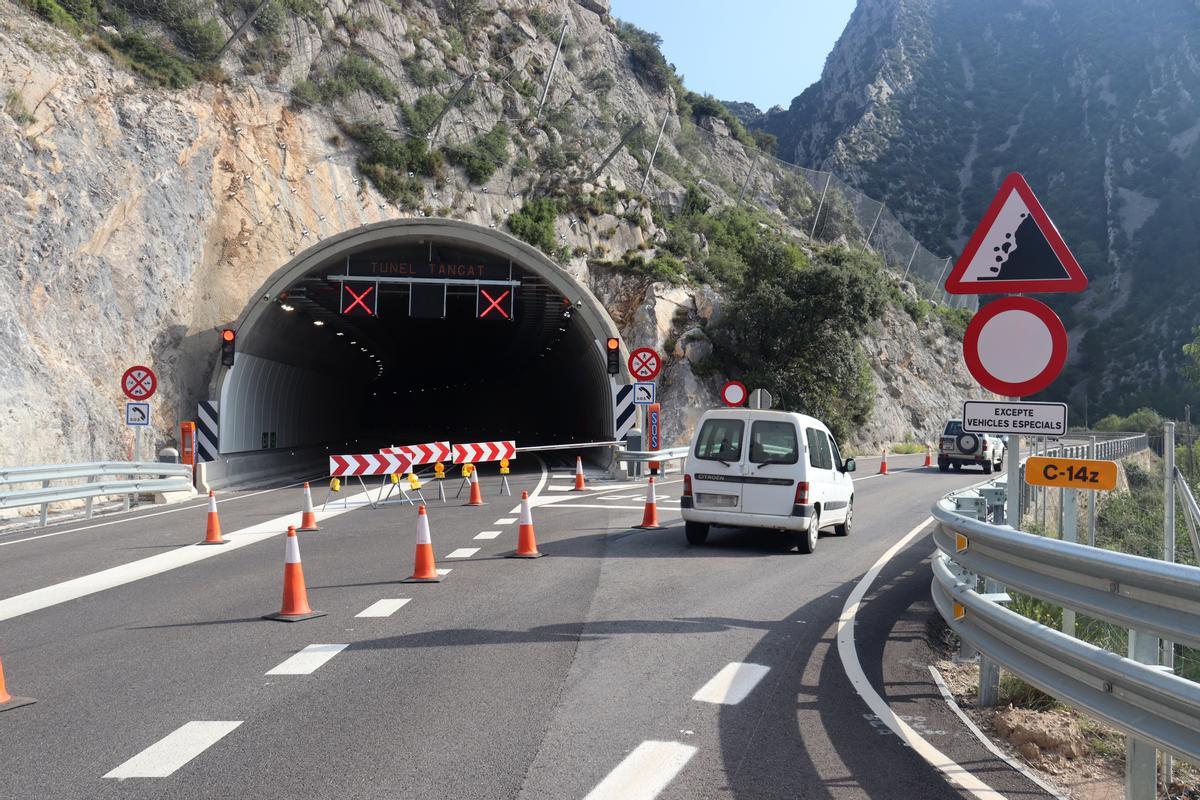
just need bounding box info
[210,218,624,461]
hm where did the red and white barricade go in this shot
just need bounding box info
[452,441,516,464]
[381,441,452,466]
[324,453,413,510]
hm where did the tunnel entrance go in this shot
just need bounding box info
[211,219,620,465]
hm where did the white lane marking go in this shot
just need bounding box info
[265,643,348,675]
[692,662,771,705]
[0,478,317,548]
[836,518,1004,800]
[0,489,376,623]
[545,504,680,511]
[474,530,502,540]
[436,568,452,576]
[104,721,242,779]
[446,548,479,559]
[583,740,697,800]
[356,598,411,618]
[929,667,1069,799]
[494,517,517,525]
[548,486,574,492]
[529,455,550,499]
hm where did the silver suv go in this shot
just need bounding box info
[938,420,1005,473]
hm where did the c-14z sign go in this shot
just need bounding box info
[962,400,1067,437]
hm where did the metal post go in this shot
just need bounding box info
[809,173,831,238]
[39,479,49,527]
[1126,628,1159,800]
[1005,425,1021,527]
[902,242,919,279]
[861,203,884,254]
[736,152,761,206]
[1062,488,1077,637]
[216,0,270,60]
[1162,422,1176,790]
[1088,436,1098,547]
[135,426,143,465]
[640,107,671,195]
[1187,405,1195,480]
[429,72,477,146]
[934,257,951,302]
[584,122,644,184]
[536,20,568,120]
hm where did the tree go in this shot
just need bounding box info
[1184,325,1200,389]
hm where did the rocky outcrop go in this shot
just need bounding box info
[0,0,974,468]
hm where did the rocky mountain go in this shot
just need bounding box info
[0,0,975,468]
[758,0,1200,421]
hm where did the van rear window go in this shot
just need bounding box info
[750,421,798,465]
[695,419,744,462]
[944,421,964,436]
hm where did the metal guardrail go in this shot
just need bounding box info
[0,462,194,527]
[931,434,1200,764]
[615,447,690,462]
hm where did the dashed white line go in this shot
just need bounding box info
[547,486,574,492]
[265,644,348,675]
[104,721,242,779]
[494,517,517,525]
[474,530,502,540]
[356,598,411,618]
[583,740,698,800]
[436,568,452,576]
[692,662,771,705]
[446,548,480,559]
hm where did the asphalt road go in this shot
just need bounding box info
[0,453,1053,799]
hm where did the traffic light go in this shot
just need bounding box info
[606,337,620,375]
[220,328,236,367]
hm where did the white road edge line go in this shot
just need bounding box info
[474,531,502,540]
[356,598,411,618]
[446,547,480,559]
[104,721,242,779]
[582,740,698,800]
[692,662,771,705]
[836,517,1005,800]
[266,643,348,675]
[928,666,1069,800]
[0,488,378,623]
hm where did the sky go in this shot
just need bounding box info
[608,0,857,111]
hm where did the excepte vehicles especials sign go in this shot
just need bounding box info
[962,400,1068,437]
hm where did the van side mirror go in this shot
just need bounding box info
[843,458,857,473]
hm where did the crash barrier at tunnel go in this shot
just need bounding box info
[931,465,1200,777]
[0,462,196,528]
[614,446,690,478]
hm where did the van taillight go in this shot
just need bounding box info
[982,439,989,451]
[794,481,810,505]
[683,475,693,497]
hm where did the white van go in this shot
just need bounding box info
[680,408,856,553]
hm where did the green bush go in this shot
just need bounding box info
[290,79,321,108]
[176,16,224,61]
[507,197,562,253]
[116,32,198,88]
[934,304,971,340]
[19,0,95,32]
[613,21,673,93]
[1093,407,1162,434]
[322,54,399,102]
[622,251,686,284]
[401,94,445,137]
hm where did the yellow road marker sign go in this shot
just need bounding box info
[1025,456,1117,491]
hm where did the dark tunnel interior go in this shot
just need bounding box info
[222,236,614,457]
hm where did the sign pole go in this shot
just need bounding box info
[1005,396,1021,526]
[134,426,142,463]
[1088,436,1098,546]
[1062,487,1077,636]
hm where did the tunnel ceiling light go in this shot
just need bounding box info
[335,331,344,336]
[361,347,367,352]
[350,340,357,344]
[280,303,295,312]
[313,320,325,326]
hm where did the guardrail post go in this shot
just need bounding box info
[1162,422,1176,790]
[1061,488,1078,636]
[38,479,49,527]
[1126,629,1160,800]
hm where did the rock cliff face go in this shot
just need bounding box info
[760,0,1200,420]
[0,0,973,468]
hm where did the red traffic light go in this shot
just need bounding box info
[221,329,236,342]
[606,337,619,351]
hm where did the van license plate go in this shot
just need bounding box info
[697,493,737,508]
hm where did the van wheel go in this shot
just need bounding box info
[982,460,993,474]
[795,512,818,554]
[834,500,852,537]
[685,521,709,545]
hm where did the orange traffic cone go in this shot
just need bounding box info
[635,476,663,529]
[571,456,586,491]
[263,526,325,621]
[0,656,35,712]
[466,469,484,506]
[402,505,444,582]
[923,447,933,468]
[199,490,226,545]
[508,491,544,558]
[879,450,889,475]
[298,482,320,531]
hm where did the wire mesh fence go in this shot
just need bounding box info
[35,0,971,306]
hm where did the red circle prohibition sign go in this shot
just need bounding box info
[962,297,1067,398]
[122,365,158,400]
[627,347,662,380]
[721,380,747,407]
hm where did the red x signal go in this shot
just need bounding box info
[343,284,375,316]
[478,288,511,319]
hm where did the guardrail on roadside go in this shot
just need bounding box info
[0,462,195,527]
[930,434,1200,767]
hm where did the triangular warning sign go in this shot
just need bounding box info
[946,172,1088,294]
